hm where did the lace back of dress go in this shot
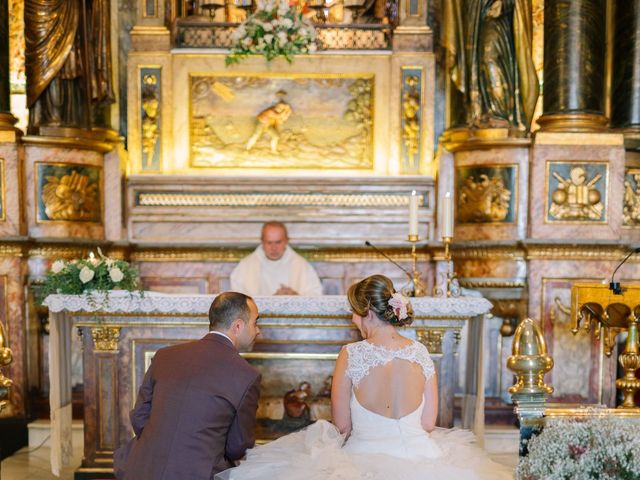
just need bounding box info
[345,341,435,388]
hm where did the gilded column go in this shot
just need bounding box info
[0,0,18,133]
[611,0,640,138]
[538,0,608,131]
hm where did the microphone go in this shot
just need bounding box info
[609,247,640,295]
[364,241,415,294]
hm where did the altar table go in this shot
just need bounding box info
[44,292,491,478]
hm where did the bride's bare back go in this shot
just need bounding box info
[332,338,438,436]
[354,358,425,419]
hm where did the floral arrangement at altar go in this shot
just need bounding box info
[225,0,317,66]
[41,249,140,298]
[516,415,640,480]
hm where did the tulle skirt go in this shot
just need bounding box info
[216,420,514,480]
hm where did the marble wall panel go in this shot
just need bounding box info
[135,257,433,296]
[452,145,530,241]
[127,176,436,246]
[24,145,106,240]
[529,133,626,240]
[0,143,24,236]
[0,256,26,417]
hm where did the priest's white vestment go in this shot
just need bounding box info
[230,245,323,296]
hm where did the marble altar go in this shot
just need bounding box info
[44,291,491,477]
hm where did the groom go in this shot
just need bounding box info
[114,292,262,479]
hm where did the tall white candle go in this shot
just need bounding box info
[409,190,419,237]
[443,191,453,238]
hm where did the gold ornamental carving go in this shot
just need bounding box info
[525,245,639,261]
[416,328,444,355]
[0,321,12,412]
[141,74,160,169]
[130,247,431,263]
[402,75,420,169]
[136,192,422,208]
[623,169,640,226]
[507,318,554,396]
[458,279,525,289]
[458,173,512,223]
[91,326,121,352]
[549,166,604,221]
[42,170,99,221]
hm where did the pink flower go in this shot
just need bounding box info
[389,293,409,320]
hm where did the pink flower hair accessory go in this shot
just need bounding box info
[388,292,409,321]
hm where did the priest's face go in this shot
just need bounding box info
[262,225,288,260]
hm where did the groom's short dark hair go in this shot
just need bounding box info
[209,292,253,330]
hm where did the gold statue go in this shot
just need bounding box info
[442,0,539,133]
[550,167,603,221]
[246,100,293,154]
[25,0,115,133]
[0,321,12,413]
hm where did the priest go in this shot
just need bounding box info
[230,221,323,296]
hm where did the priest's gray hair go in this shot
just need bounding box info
[209,292,253,330]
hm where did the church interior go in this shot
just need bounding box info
[2,0,640,478]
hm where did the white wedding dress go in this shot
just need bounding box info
[217,340,514,480]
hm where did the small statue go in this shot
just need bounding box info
[283,381,312,421]
[246,100,293,154]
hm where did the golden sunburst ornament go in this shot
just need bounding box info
[42,170,99,221]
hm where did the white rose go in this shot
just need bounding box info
[264,33,274,43]
[79,266,95,284]
[277,31,288,46]
[262,22,273,32]
[109,267,124,283]
[281,18,293,29]
[51,260,66,274]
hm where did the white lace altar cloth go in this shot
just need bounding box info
[43,291,492,317]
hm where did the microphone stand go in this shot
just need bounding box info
[364,241,425,297]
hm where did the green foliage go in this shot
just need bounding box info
[41,249,140,300]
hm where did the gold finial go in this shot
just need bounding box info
[507,318,554,395]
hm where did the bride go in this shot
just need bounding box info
[217,274,514,479]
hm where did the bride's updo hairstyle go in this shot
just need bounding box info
[347,274,414,327]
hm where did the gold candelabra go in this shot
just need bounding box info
[407,234,426,297]
[571,283,640,408]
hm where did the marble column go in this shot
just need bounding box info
[611,0,640,137]
[538,0,608,131]
[0,0,18,133]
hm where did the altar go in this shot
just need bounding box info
[44,291,490,478]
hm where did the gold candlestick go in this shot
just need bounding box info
[407,235,426,297]
[434,236,460,297]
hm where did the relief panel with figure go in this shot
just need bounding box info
[189,74,374,169]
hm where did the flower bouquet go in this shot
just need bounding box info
[517,415,640,480]
[225,0,317,66]
[41,248,140,299]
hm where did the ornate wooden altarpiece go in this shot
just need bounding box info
[44,292,490,478]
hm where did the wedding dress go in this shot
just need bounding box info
[217,340,514,480]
